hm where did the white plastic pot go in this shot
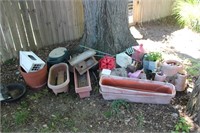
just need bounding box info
[175,73,187,91]
[161,60,183,76]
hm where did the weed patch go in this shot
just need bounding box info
[172,117,191,133]
[14,110,29,125]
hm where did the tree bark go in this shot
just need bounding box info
[80,0,138,55]
[186,76,200,126]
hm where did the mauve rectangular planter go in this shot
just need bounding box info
[48,63,70,95]
[99,75,176,104]
[74,68,92,98]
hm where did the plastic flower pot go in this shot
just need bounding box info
[74,68,92,98]
[154,72,166,82]
[148,61,159,72]
[142,60,149,70]
[19,65,47,90]
[175,72,187,91]
[99,75,176,104]
[48,63,70,95]
[161,60,183,76]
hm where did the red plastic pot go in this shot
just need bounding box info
[19,65,47,90]
[99,56,115,70]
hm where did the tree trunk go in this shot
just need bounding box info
[80,0,138,55]
[186,76,200,126]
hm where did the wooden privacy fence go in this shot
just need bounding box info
[0,0,84,63]
[133,0,174,24]
[0,0,174,63]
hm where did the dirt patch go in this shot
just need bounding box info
[1,17,200,132]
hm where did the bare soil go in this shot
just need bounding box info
[1,17,200,132]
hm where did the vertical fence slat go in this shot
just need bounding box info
[60,0,69,42]
[50,1,59,44]
[3,1,21,52]
[0,1,16,60]
[47,1,58,44]
[0,2,11,62]
[26,0,43,48]
[41,1,53,45]
[44,1,57,44]
[0,30,6,63]
[12,1,29,51]
[19,0,36,50]
[33,1,47,46]
[52,1,64,43]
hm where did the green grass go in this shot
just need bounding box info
[186,59,200,77]
[172,117,191,133]
[103,100,130,118]
[136,113,144,129]
[14,101,30,125]
[29,88,49,100]
[111,100,129,115]
[172,0,200,32]
[103,110,112,118]
[14,110,29,125]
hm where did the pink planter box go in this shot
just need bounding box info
[48,63,70,95]
[74,68,92,98]
[99,75,176,104]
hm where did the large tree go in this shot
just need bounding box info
[187,76,200,126]
[80,0,138,55]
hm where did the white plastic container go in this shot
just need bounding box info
[116,52,132,68]
[99,75,176,104]
[20,51,45,73]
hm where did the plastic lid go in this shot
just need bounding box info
[49,47,67,59]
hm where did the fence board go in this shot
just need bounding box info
[3,1,21,52]
[26,0,43,48]
[50,1,59,44]
[133,0,174,23]
[12,1,29,50]
[0,1,15,59]
[45,1,57,44]
[19,0,36,50]
[33,1,48,46]
[61,1,69,42]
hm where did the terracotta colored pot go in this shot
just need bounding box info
[74,68,92,98]
[19,65,47,90]
[99,75,176,104]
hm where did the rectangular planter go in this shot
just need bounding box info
[48,63,70,95]
[99,75,176,104]
[74,68,92,98]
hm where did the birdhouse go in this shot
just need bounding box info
[19,51,45,73]
[68,50,98,75]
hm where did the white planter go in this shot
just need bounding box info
[161,60,183,76]
[175,73,187,91]
[154,72,166,82]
